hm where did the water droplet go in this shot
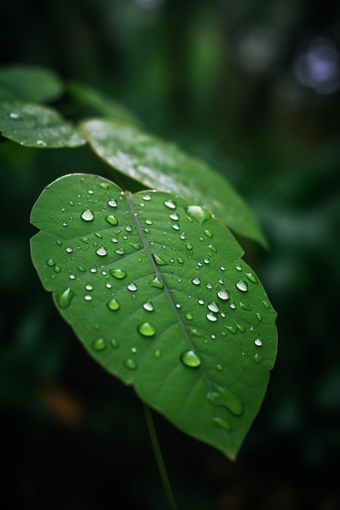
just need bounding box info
[164,199,177,210]
[127,283,138,292]
[236,265,242,271]
[138,322,156,337]
[152,253,168,266]
[107,298,120,311]
[204,230,213,238]
[96,247,108,257]
[129,243,142,250]
[81,210,94,221]
[154,349,162,358]
[176,303,181,308]
[226,326,237,334]
[180,234,186,240]
[186,243,193,250]
[54,266,61,273]
[114,248,126,255]
[106,283,112,289]
[111,339,119,348]
[46,259,56,267]
[216,364,223,372]
[143,300,154,312]
[206,383,243,415]
[206,284,212,290]
[99,182,110,189]
[185,313,193,321]
[262,300,270,309]
[256,313,262,322]
[65,246,73,254]
[85,284,93,291]
[84,295,92,301]
[62,222,68,227]
[143,195,152,201]
[192,277,200,285]
[108,199,117,208]
[254,353,263,363]
[95,233,103,239]
[172,224,180,231]
[36,140,46,146]
[10,112,19,119]
[198,299,205,305]
[181,350,201,368]
[143,228,151,234]
[255,338,262,346]
[88,190,94,195]
[125,226,132,232]
[56,240,62,246]
[109,268,127,279]
[190,329,203,337]
[209,244,217,253]
[56,288,74,308]
[245,272,258,284]
[93,338,106,351]
[111,238,118,243]
[236,324,246,333]
[149,275,164,289]
[105,214,118,226]
[177,257,184,264]
[207,312,217,322]
[217,289,229,301]
[145,220,153,225]
[240,302,251,311]
[170,213,179,221]
[185,205,212,224]
[208,302,220,313]
[203,258,210,264]
[90,268,97,273]
[220,266,225,271]
[213,417,231,431]
[229,303,236,310]
[69,201,74,206]
[236,280,248,292]
[125,358,137,369]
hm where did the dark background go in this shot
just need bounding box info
[1,1,340,509]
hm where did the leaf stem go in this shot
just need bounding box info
[143,403,178,510]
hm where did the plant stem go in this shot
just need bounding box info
[143,403,178,510]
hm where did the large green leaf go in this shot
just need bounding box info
[81,119,267,247]
[30,173,277,459]
[0,102,86,148]
[0,64,63,102]
[68,80,140,124]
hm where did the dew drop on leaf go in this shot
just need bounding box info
[54,266,61,273]
[84,295,92,301]
[236,280,248,292]
[85,285,93,291]
[145,220,153,225]
[129,243,142,250]
[216,364,223,372]
[254,353,263,363]
[107,298,120,311]
[236,324,246,333]
[143,195,152,201]
[226,326,237,334]
[96,247,108,257]
[81,210,94,221]
[177,257,184,264]
[206,383,243,415]
[185,313,193,321]
[190,328,203,337]
[114,248,126,255]
[262,300,270,309]
[217,289,229,301]
[207,312,217,322]
[255,338,262,346]
[181,350,201,368]
[109,268,127,279]
[208,302,219,313]
[240,302,251,311]
[105,214,118,226]
[170,213,179,221]
[192,277,200,285]
[154,349,162,358]
[56,288,74,308]
[99,182,110,189]
[138,322,156,337]
[127,283,138,292]
[143,300,155,312]
[108,199,117,208]
[256,313,262,322]
[204,230,213,238]
[186,243,193,250]
[125,359,137,369]
[213,417,231,431]
[149,275,164,289]
[152,253,168,266]
[164,199,177,209]
[229,303,236,309]
[93,338,106,351]
[245,272,258,284]
[185,205,212,224]
[111,339,119,348]
[46,259,56,267]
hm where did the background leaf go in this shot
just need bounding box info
[0,102,87,148]
[67,81,140,124]
[81,119,267,247]
[30,173,277,459]
[0,64,63,102]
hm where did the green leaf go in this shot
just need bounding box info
[30,174,277,460]
[0,64,63,102]
[0,102,87,148]
[81,119,267,247]
[68,81,140,124]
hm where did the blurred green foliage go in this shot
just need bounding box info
[1,0,340,509]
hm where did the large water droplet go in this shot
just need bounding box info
[95,233,103,239]
[125,359,137,370]
[127,283,138,292]
[81,210,94,221]
[149,275,164,289]
[152,253,168,266]
[236,324,246,333]
[186,243,193,250]
[245,272,258,284]
[164,199,177,209]
[106,214,118,226]
[96,247,108,257]
[93,338,106,351]
[207,312,217,322]
[236,280,248,292]
[226,325,237,334]
[207,383,243,415]
[217,289,229,301]
[54,265,61,273]
[114,248,126,255]
[240,302,251,311]
[143,194,152,201]
[107,298,120,311]
[192,277,200,285]
[177,257,184,264]
[208,302,219,313]
[56,288,74,308]
[256,313,262,322]
[170,213,179,221]
[154,349,162,358]
[99,182,110,189]
[185,205,212,224]
[255,338,262,346]
[204,230,213,238]
[129,243,142,250]
[145,220,153,225]
[262,300,270,309]
[143,300,155,312]
[108,199,117,208]
[181,350,201,368]
[109,268,127,279]
[185,313,193,321]
[138,322,156,337]
[213,417,231,431]
[47,259,56,267]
